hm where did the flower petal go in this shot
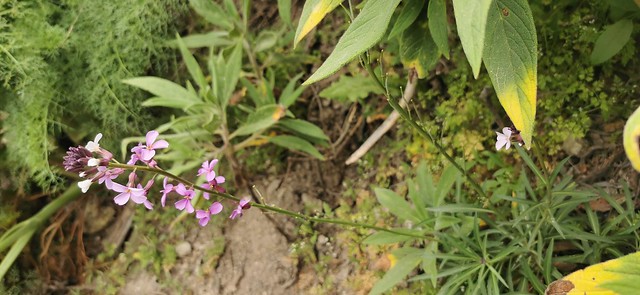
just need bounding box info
[210,202,223,215]
[114,193,130,205]
[196,210,208,219]
[198,216,210,227]
[146,130,159,146]
[78,179,92,193]
[151,139,169,149]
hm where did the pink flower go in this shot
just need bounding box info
[198,159,220,182]
[160,177,174,207]
[196,202,223,226]
[139,130,169,161]
[201,177,226,200]
[111,182,147,205]
[174,183,195,213]
[95,167,125,189]
[230,198,251,219]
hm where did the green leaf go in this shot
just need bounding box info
[254,30,279,52]
[483,0,538,148]
[428,0,450,59]
[387,0,425,40]
[277,0,292,25]
[269,135,325,160]
[590,19,634,65]
[175,34,207,91]
[624,105,640,171]
[452,0,492,78]
[172,31,233,49]
[374,188,420,223]
[190,0,233,30]
[434,165,461,206]
[303,0,402,85]
[294,0,343,47]
[210,44,242,108]
[279,73,306,107]
[231,105,285,138]
[369,249,422,295]
[319,75,384,102]
[123,77,201,109]
[400,18,439,79]
[277,119,329,142]
[363,231,418,245]
[425,204,493,213]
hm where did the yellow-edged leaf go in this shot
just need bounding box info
[623,105,640,171]
[545,252,640,295]
[483,0,537,148]
[293,0,343,47]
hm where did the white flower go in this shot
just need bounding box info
[79,171,87,178]
[78,179,92,193]
[495,127,512,151]
[87,158,100,167]
[85,133,103,153]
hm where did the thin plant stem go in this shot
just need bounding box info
[364,62,488,201]
[108,163,426,239]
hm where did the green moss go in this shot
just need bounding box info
[1,0,188,189]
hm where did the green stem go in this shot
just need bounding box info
[108,163,425,239]
[364,61,488,201]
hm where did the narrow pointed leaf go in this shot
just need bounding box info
[123,77,201,109]
[452,0,492,78]
[269,135,325,160]
[428,0,450,59]
[303,0,402,85]
[483,0,537,148]
[293,0,343,47]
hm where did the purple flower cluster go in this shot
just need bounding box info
[63,131,251,226]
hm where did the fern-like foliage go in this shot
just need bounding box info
[0,0,188,190]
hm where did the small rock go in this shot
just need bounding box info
[301,193,322,212]
[175,241,192,258]
[562,135,583,156]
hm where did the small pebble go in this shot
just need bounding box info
[175,241,192,258]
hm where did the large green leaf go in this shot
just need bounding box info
[400,17,439,79]
[293,0,343,47]
[269,135,325,160]
[452,0,492,78]
[483,0,537,148]
[123,77,201,109]
[428,0,450,59]
[590,19,634,65]
[303,0,402,85]
[623,105,640,171]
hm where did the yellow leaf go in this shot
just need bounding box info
[623,105,640,171]
[546,252,640,295]
[294,0,343,47]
